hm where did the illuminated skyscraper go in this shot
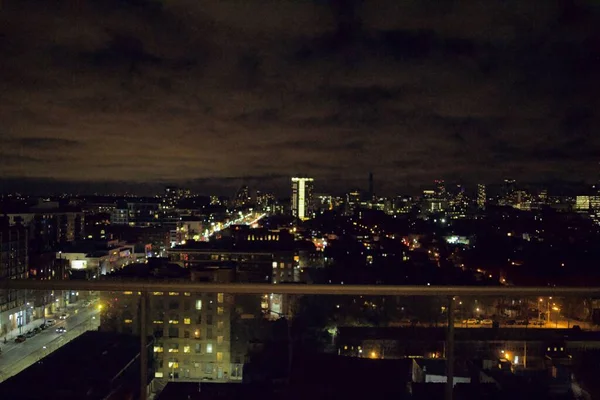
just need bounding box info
[291,177,314,220]
[434,179,446,198]
[234,185,251,208]
[477,184,486,209]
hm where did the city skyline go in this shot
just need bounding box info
[1,0,600,194]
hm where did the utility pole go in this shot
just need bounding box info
[139,291,148,400]
[445,296,455,400]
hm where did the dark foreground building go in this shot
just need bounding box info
[0,331,153,400]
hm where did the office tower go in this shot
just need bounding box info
[345,189,361,216]
[539,189,548,204]
[162,186,184,211]
[291,177,314,221]
[234,185,251,209]
[434,180,446,198]
[575,195,590,212]
[477,184,486,209]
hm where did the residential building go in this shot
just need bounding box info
[111,200,161,227]
[0,217,29,336]
[291,177,314,221]
[100,263,241,382]
[477,184,486,210]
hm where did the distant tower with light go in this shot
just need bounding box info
[477,184,486,210]
[291,177,314,221]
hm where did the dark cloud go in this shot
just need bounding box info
[0,0,599,194]
[5,137,80,150]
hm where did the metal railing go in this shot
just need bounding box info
[2,280,600,400]
[4,279,600,297]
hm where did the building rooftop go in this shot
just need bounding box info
[0,331,144,400]
[171,239,316,253]
[338,326,600,343]
[105,261,190,279]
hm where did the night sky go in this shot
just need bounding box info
[1,0,599,195]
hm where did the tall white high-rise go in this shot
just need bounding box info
[291,177,314,220]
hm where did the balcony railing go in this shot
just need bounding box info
[0,280,599,400]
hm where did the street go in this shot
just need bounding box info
[0,302,99,382]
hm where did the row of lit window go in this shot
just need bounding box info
[154,341,223,354]
[144,292,224,303]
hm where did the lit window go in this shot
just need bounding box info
[217,293,224,303]
[153,320,163,324]
[184,318,191,325]
[169,344,179,353]
[124,319,133,324]
[168,361,179,368]
[169,319,179,324]
[153,346,164,353]
[217,336,223,344]
[184,292,191,296]
[183,345,191,353]
[155,372,164,378]
[217,307,224,315]
[153,292,164,296]
[195,300,202,310]
[123,291,133,295]
[217,321,224,330]
[194,329,200,339]
[206,343,213,354]
[217,352,223,362]
[169,292,180,296]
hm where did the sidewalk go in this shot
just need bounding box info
[2,315,52,344]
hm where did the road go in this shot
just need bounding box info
[202,212,266,240]
[0,302,99,382]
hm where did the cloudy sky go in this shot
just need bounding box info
[1,0,599,195]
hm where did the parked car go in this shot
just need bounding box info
[505,319,516,325]
[481,319,494,325]
[59,313,68,320]
[15,335,26,343]
[516,319,529,325]
[46,319,56,326]
[25,330,36,338]
[39,323,47,330]
[532,320,546,327]
[56,327,67,334]
[465,318,478,325]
